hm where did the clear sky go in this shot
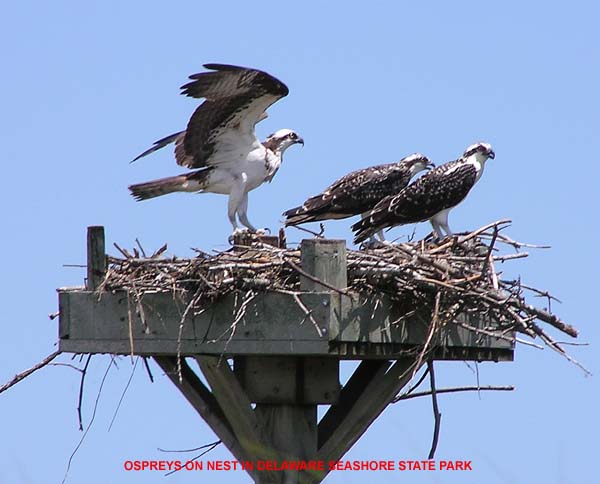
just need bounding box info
[1,1,598,483]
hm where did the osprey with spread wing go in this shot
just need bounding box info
[129,64,303,235]
[283,153,434,242]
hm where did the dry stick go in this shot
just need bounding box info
[411,292,441,382]
[287,224,326,239]
[521,303,578,338]
[292,292,323,337]
[516,282,563,304]
[77,355,93,431]
[530,324,591,375]
[0,350,60,395]
[142,357,154,383]
[480,226,499,282]
[427,361,442,460]
[493,253,529,262]
[108,356,140,432]
[177,287,204,382]
[395,385,515,401]
[458,322,543,350]
[126,293,135,362]
[283,257,353,297]
[62,357,113,484]
[164,441,222,477]
[392,366,430,403]
[429,219,512,254]
[113,242,133,259]
[218,292,252,364]
[135,238,148,258]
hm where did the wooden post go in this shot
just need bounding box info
[250,239,346,484]
[86,226,106,290]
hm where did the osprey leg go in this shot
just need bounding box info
[237,192,258,232]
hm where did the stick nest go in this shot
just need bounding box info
[99,220,583,370]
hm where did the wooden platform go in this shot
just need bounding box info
[56,227,514,484]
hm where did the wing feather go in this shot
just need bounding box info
[284,163,411,225]
[352,161,477,242]
[133,64,289,169]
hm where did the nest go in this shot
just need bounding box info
[100,220,583,370]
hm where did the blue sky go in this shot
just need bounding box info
[1,1,598,483]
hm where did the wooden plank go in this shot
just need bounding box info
[315,359,420,480]
[234,356,340,404]
[153,356,259,481]
[86,226,106,290]
[58,289,513,360]
[58,290,331,355]
[194,356,265,460]
[318,360,390,446]
[255,404,318,484]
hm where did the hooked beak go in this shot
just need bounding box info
[425,160,436,170]
[488,150,495,159]
[297,137,304,147]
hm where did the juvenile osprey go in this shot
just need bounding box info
[283,153,434,241]
[352,143,496,244]
[129,64,303,235]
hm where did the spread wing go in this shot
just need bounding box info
[178,64,289,169]
[132,64,289,168]
[353,161,477,242]
[284,163,411,224]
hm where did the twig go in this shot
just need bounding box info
[283,257,352,296]
[287,223,325,239]
[0,351,60,395]
[142,357,154,383]
[164,441,222,477]
[427,361,441,460]
[395,385,515,401]
[77,355,93,431]
[62,357,113,484]
[108,356,139,431]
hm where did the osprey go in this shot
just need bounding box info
[129,64,304,235]
[283,153,434,241]
[352,143,496,244]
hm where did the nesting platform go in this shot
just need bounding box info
[57,226,515,484]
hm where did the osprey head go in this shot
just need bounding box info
[400,153,435,176]
[264,129,304,153]
[463,142,495,161]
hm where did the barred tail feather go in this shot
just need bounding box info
[129,171,208,201]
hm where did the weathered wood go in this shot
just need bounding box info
[58,289,513,360]
[194,356,272,465]
[299,239,347,291]
[255,405,318,484]
[58,290,331,355]
[86,226,106,290]
[234,356,340,404]
[317,360,390,446]
[314,359,420,481]
[153,356,259,481]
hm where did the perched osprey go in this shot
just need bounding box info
[283,153,434,241]
[129,64,304,235]
[352,143,496,244]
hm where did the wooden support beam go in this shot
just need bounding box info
[153,356,260,481]
[314,359,420,481]
[86,226,106,290]
[195,356,263,454]
[317,360,390,446]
